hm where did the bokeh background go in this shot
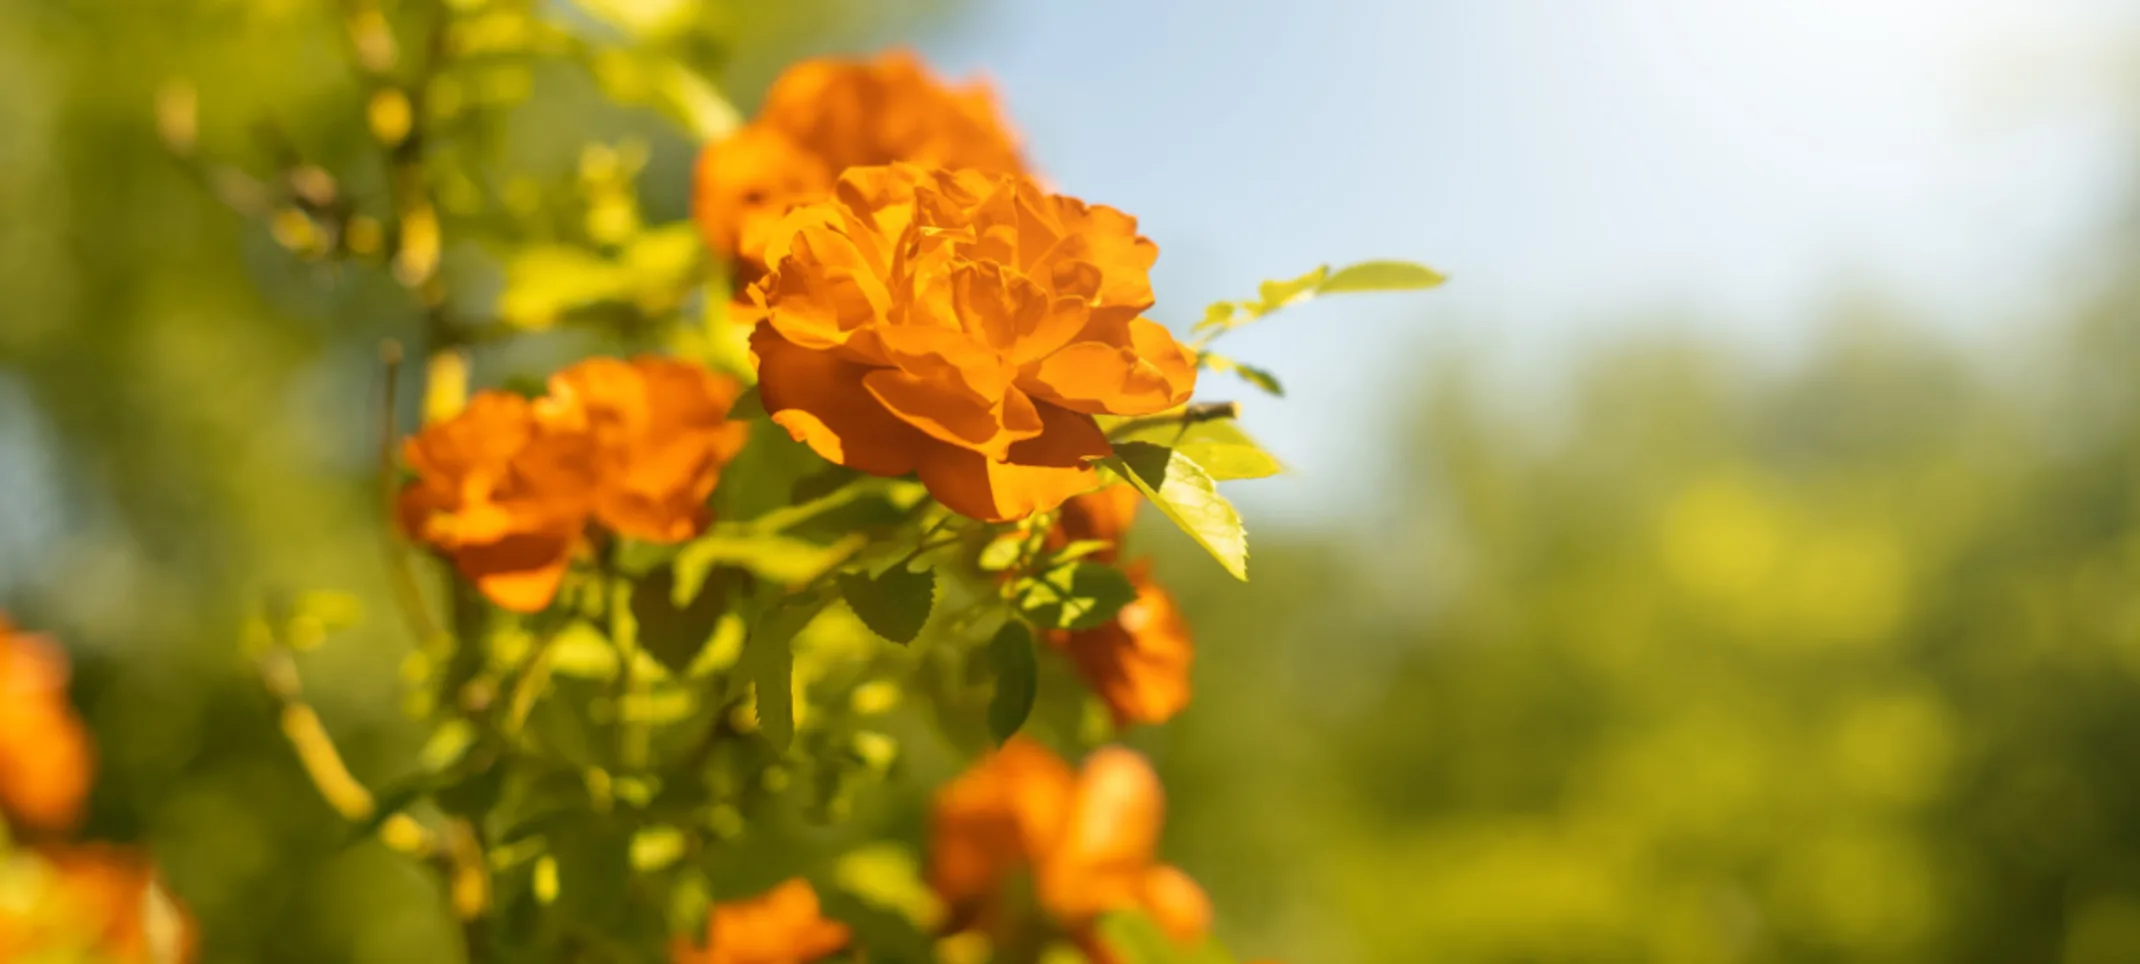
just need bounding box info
[9,0,2140,961]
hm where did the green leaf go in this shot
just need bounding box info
[977,534,1025,572]
[838,563,937,645]
[1318,259,1448,294]
[497,246,626,330]
[630,563,745,676]
[675,532,862,586]
[1252,265,1329,315]
[1097,911,1240,964]
[1106,442,1249,580]
[743,590,831,752]
[1110,418,1285,482]
[1016,561,1138,631]
[986,623,1039,744]
[1194,301,1239,333]
[1202,354,1285,397]
[1096,912,1183,964]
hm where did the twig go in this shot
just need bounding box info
[377,341,454,659]
[257,648,376,822]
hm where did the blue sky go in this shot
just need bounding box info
[901,0,2140,522]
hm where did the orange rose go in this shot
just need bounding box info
[0,616,93,835]
[399,356,748,612]
[539,356,751,543]
[0,844,196,964]
[1049,561,1194,728]
[930,740,1210,955]
[671,877,852,964]
[1046,485,1142,564]
[694,49,1026,267]
[750,164,1198,522]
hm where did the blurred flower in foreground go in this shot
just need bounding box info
[671,877,851,964]
[750,164,1197,522]
[930,739,1209,960]
[0,617,193,963]
[0,844,195,964]
[1044,489,1195,726]
[399,355,748,612]
[0,616,92,835]
[694,49,1026,268]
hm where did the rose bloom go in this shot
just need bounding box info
[1045,485,1141,564]
[694,49,1025,268]
[1039,488,1195,727]
[0,844,195,964]
[0,616,93,835]
[1050,561,1194,728]
[929,739,1210,960]
[399,356,748,612]
[671,877,851,964]
[749,164,1198,522]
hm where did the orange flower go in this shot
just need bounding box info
[1046,485,1142,564]
[694,49,1026,267]
[0,617,93,835]
[399,356,748,612]
[750,164,1198,522]
[930,740,1210,955]
[671,878,852,964]
[1049,562,1194,728]
[0,844,196,964]
[539,356,751,543]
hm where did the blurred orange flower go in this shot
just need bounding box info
[694,49,1026,268]
[1049,562,1194,728]
[929,739,1210,957]
[750,164,1197,522]
[0,616,93,835]
[399,356,748,612]
[539,356,751,543]
[0,844,197,964]
[671,877,851,964]
[1046,485,1142,564]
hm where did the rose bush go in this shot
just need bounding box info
[101,18,1441,961]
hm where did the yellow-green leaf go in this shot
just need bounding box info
[1319,259,1447,293]
[1105,442,1249,580]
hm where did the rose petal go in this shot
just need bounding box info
[917,441,1097,522]
[864,368,1036,460]
[453,529,580,613]
[753,326,931,477]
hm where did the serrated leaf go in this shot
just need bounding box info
[1318,259,1447,294]
[1106,442,1248,580]
[630,563,745,676]
[1016,562,1138,631]
[986,623,1038,744]
[1110,419,1284,482]
[838,563,936,645]
[743,590,832,752]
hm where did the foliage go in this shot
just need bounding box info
[0,1,1432,962]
